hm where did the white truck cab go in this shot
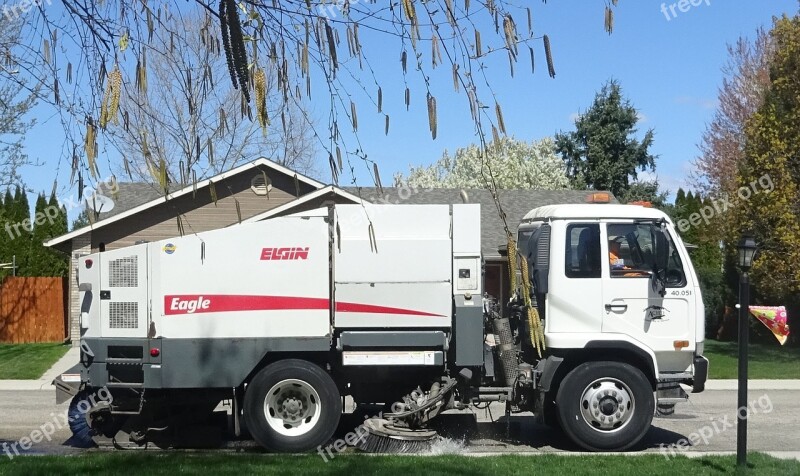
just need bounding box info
[518,201,708,391]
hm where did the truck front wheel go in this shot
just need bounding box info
[244,359,341,453]
[556,361,653,451]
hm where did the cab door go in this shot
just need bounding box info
[601,222,695,373]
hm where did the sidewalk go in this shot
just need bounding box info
[0,346,79,391]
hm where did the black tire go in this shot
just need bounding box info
[556,361,654,451]
[244,359,341,453]
[68,391,98,448]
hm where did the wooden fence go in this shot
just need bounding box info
[0,277,68,343]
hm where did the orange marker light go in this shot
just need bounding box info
[587,192,611,204]
[673,340,690,350]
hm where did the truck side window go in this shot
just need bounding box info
[607,224,655,278]
[565,224,601,279]
[606,224,688,285]
[518,230,534,258]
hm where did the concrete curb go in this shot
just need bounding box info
[705,380,800,391]
[461,451,800,461]
[0,380,54,391]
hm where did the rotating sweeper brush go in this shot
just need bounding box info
[357,378,456,453]
[356,418,438,454]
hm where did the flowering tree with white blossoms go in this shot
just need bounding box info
[396,137,569,190]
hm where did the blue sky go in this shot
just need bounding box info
[16,0,800,219]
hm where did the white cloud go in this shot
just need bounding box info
[675,96,716,110]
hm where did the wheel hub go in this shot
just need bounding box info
[599,396,618,416]
[280,396,305,421]
[579,378,635,432]
[264,379,321,436]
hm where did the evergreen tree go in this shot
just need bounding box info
[555,80,658,198]
[0,186,36,276]
[71,210,91,231]
[0,191,8,279]
[670,189,726,338]
[45,193,69,277]
[49,193,68,237]
[29,193,49,276]
[618,180,669,209]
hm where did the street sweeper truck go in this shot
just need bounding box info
[54,199,708,452]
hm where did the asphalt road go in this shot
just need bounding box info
[1,388,798,458]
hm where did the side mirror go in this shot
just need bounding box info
[654,230,669,272]
[651,228,669,298]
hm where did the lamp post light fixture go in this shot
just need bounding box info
[738,235,758,271]
[736,234,758,468]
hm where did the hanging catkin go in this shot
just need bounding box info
[219,0,250,102]
[427,94,437,140]
[506,237,517,295]
[254,68,268,133]
[85,118,97,179]
[219,0,238,90]
[543,35,555,78]
[521,253,545,357]
[100,67,122,128]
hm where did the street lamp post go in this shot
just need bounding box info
[736,234,758,468]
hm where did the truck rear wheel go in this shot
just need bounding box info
[244,359,341,453]
[556,361,653,451]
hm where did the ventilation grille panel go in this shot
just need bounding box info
[109,302,139,329]
[109,256,138,288]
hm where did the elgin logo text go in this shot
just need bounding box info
[261,247,310,261]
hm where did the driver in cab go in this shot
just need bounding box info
[609,240,649,277]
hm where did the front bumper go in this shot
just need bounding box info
[692,355,709,393]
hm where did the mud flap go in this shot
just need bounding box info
[54,363,87,404]
[692,355,709,393]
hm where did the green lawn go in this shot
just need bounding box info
[704,339,800,379]
[0,343,70,380]
[0,453,797,475]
